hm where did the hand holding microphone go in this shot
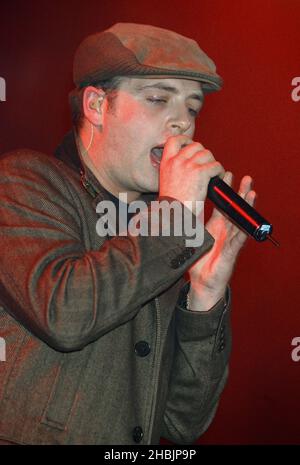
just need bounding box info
[159,135,279,312]
[159,135,225,209]
[159,135,279,246]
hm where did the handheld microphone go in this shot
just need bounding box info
[207,176,279,246]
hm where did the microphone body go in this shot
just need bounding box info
[207,176,274,242]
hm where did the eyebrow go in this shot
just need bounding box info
[136,83,204,102]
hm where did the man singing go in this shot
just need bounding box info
[0,23,255,445]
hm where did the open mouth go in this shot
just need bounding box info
[150,146,164,168]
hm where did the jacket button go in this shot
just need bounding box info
[218,343,225,352]
[134,341,151,357]
[132,426,144,443]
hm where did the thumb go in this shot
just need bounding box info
[222,171,233,186]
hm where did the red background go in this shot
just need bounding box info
[0,0,299,444]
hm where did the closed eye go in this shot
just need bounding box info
[147,97,200,118]
[146,97,167,103]
[189,108,199,117]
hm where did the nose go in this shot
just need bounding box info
[167,109,192,134]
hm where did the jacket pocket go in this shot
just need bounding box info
[41,345,92,431]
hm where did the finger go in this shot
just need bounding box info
[221,170,233,186]
[205,161,226,179]
[188,149,215,164]
[245,189,257,207]
[163,135,196,160]
[238,175,253,199]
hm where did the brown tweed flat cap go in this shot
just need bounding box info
[73,23,223,93]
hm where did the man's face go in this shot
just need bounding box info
[96,77,204,201]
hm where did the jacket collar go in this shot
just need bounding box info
[54,129,107,203]
[54,129,157,207]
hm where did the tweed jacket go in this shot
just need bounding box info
[0,131,232,445]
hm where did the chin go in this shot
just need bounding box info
[144,178,159,194]
[136,172,159,194]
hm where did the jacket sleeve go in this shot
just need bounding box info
[161,285,232,444]
[0,151,215,352]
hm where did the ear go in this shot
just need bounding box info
[82,86,106,126]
